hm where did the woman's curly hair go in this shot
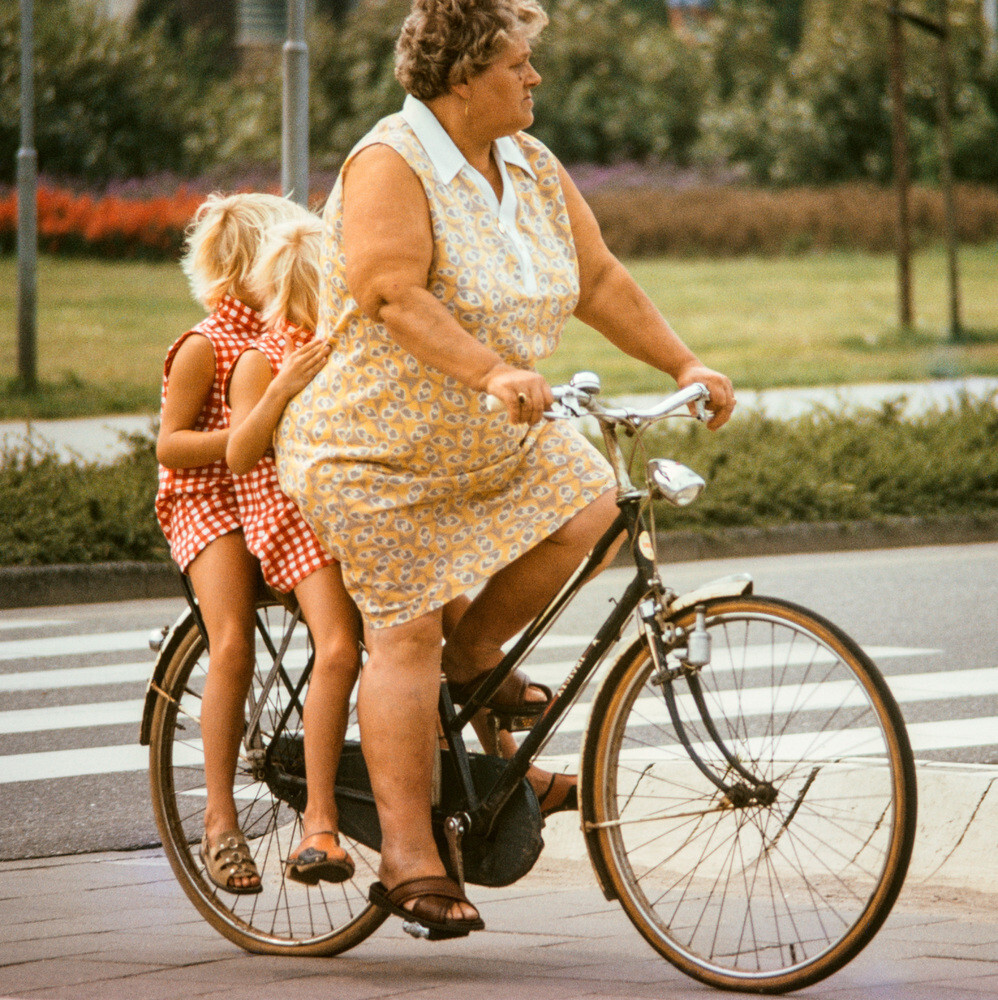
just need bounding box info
[395,0,548,101]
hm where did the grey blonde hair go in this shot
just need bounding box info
[395,0,548,101]
[250,217,324,334]
[181,193,312,311]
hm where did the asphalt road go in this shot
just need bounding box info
[1,541,995,862]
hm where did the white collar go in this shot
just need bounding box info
[400,94,536,185]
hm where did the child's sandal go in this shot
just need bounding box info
[200,828,263,895]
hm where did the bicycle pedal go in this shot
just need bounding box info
[401,920,431,940]
[491,712,536,733]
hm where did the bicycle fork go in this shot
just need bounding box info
[641,600,777,809]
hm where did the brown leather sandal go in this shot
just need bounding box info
[200,829,262,895]
[368,876,485,939]
[447,668,552,716]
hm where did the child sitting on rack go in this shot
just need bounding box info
[156,192,311,894]
[226,215,361,886]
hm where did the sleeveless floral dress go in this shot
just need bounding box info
[275,101,614,629]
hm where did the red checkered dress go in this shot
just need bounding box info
[227,322,335,593]
[155,296,264,571]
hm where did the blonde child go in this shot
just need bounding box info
[156,192,308,895]
[226,217,360,884]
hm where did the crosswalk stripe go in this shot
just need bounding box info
[0,658,976,737]
[0,619,71,632]
[0,661,154,692]
[0,630,153,662]
[4,714,996,786]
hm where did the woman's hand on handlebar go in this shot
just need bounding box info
[483,364,553,426]
[675,363,735,430]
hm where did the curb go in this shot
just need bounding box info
[2,512,996,610]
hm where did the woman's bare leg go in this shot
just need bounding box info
[289,564,361,864]
[443,491,622,684]
[186,532,260,889]
[359,609,478,921]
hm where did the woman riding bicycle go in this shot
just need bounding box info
[275,0,735,938]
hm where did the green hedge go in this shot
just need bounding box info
[2,401,995,566]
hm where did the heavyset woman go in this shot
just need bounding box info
[275,0,735,937]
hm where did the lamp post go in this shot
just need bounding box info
[887,0,914,330]
[17,0,37,390]
[282,0,309,206]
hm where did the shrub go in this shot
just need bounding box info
[3,400,995,566]
[0,0,214,184]
[0,435,166,566]
[640,395,998,530]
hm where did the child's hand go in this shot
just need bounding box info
[274,336,331,397]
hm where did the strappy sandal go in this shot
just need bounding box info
[447,668,552,717]
[538,772,578,818]
[368,876,485,940]
[285,831,355,886]
[200,828,263,895]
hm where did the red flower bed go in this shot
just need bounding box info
[0,186,202,259]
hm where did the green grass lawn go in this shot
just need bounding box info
[1,244,996,418]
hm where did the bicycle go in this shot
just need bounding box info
[140,372,917,994]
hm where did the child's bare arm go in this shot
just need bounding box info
[226,339,330,475]
[156,336,229,469]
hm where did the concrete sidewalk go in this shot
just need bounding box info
[2,377,996,466]
[1,842,995,1000]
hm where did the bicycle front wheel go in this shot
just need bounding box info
[148,598,385,956]
[582,595,916,994]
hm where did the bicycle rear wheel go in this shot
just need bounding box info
[148,598,385,956]
[582,595,916,994]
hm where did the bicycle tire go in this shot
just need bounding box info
[581,594,916,994]
[147,598,386,956]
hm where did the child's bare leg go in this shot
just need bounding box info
[187,532,260,887]
[290,564,362,863]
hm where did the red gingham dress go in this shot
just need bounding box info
[155,296,264,572]
[226,322,335,593]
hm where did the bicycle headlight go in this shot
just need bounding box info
[647,459,705,507]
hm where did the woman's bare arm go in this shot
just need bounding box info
[559,164,735,430]
[341,144,551,424]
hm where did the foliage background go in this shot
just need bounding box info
[1,0,996,186]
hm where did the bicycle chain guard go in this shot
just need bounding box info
[267,738,545,888]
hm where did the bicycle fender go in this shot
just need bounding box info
[667,573,753,616]
[138,607,199,746]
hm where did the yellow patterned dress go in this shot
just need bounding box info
[275,97,615,629]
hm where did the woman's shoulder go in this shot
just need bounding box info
[347,112,424,167]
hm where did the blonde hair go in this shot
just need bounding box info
[395,0,548,101]
[250,217,323,333]
[180,192,313,311]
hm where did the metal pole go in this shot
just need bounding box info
[282,0,309,207]
[936,0,961,341]
[16,0,37,390]
[888,1,913,330]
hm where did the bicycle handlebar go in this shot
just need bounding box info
[547,374,712,428]
[485,373,713,428]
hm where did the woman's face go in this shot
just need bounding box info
[467,35,542,137]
